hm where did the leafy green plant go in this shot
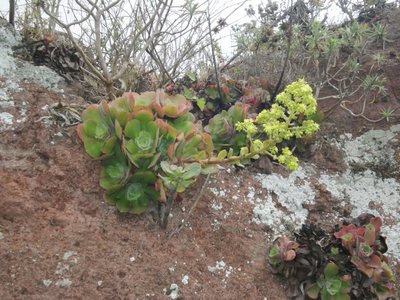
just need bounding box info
[78,90,205,220]
[371,23,389,50]
[176,74,271,116]
[78,79,320,226]
[365,74,388,102]
[306,262,352,300]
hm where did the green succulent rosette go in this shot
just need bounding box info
[104,170,159,214]
[109,93,135,127]
[160,161,202,193]
[123,109,160,169]
[168,112,197,135]
[152,89,192,118]
[205,103,249,153]
[99,147,130,191]
[169,131,214,162]
[306,262,351,300]
[77,100,117,159]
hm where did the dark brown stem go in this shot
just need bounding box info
[206,5,223,104]
[9,0,15,27]
[105,81,115,100]
[270,9,293,103]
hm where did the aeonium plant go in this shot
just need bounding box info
[267,215,397,300]
[77,80,320,227]
[334,217,396,299]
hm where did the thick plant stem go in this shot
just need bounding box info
[9,0,15,27]
[159,190,177,229]
[270,13,293,103]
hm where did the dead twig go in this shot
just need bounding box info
[167,173,211,239]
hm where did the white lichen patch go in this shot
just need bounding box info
[181,274,189,285]
[55,278,72,288]
[252,166,315,233]
[209,187,226,197]
[0,112,14,131]
[210,201,223,211]
[63,250,77,261]
[337,125,400,166]
[55,263,70,275]
[207,260,235,287]
[164,283,179,299]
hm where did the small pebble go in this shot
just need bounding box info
[43,279,52,287]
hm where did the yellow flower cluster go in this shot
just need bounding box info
[276,79,317,117]
[235,119,257,137]
[235,79,319,170]
[277,147,298,171]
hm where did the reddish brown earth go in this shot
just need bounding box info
[0,82,290,299]
[1,12,400,300]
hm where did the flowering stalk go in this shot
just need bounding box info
[235,79,320,170]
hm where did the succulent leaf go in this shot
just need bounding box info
[109,93,135,126]
[169,113,196,135]
[130,91,155,108]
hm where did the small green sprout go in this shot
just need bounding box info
[379,106,396,122]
